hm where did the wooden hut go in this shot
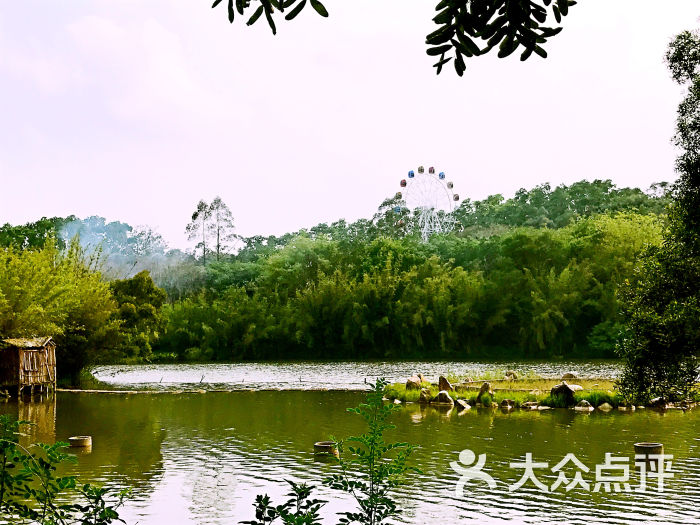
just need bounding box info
[0,337,56,395]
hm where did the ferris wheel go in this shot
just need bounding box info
[396,166,459,242]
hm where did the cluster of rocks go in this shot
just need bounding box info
[398,372,697,413]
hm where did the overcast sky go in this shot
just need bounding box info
[1,1,698,248]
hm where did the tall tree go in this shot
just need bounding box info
[617,28,700,402]
[208,196,237,261]
[186,200,212,265]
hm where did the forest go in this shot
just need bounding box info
[0,179,670,381]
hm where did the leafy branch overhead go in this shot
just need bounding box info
[427,0,577,75]
[210,0,576,75]
[210,0,328,36]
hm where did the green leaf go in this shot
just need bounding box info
[285,0,306,20]
[228,0,235,23]
[247,5,264,26]
[310,0,329,17]
[427,44,452,56]
[265,6,277,34]
[433,55,452,74]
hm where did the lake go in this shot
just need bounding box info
[2,362,699,524]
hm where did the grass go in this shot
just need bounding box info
[385,378,621,409]
[384,383,540,408]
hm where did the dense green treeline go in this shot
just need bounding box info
[0,179,668,379]
[158,213,662,361]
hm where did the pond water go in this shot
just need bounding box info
[91,360,622,391]
[2,388,699,524]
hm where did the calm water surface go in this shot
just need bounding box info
[3,387,699,524]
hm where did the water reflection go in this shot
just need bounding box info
[2,391,699,524]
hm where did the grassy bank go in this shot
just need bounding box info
[384,378,621,409]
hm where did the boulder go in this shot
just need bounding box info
[574,399,594,411]
[550,381,577,407]
[500,399,514,410]
[393,398,402,405]
[438,375,454,392]
[648,397,668,409]
[417,373,425,383]
[537,405,552,411]
[406,376,422,390]
[491,402,499,409]
[418,388,432,404]
[433,390,454,406]
[618,402,635,411]
[463,377,474,383]
[569,384,583,392]
[455,399,471,411]
[562,372,578,380]
[476,382,493,403]
[522,401,539,409]
[505,370,518,380]
[597,402,613,411]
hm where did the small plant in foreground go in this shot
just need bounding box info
[242,378,418,525]
[241,479,325,525]
[324,378,419,525]
[0,415,129,525]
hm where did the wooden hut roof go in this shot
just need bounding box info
[0,337,53,350]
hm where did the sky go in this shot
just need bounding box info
[0,1,698,249]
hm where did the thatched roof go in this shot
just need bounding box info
[1,337,53,350]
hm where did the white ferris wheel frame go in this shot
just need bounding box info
[401,169,457,242]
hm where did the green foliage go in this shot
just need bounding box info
[158,210,662,361]
[617,28,700,403]
[241,480,325,525]
[108,271,167,361]
[0,240,120,382]
[0,216,77,251]
[0,415,129,524]
[324,378,418,525]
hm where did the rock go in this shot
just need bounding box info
[393,398,402,404]
[537,405,552,411]
[522,401,539,409]
[562,372,578,380]
[550,381,577,407]
[476,382,493,403]
[464,377,474,383]
[649,397,668,409]
[491,402,499,409]
[417,373,425,383]
[438,375,454,392]
[598,402,613,411]
[455,399,471,411]
[433,390,454,405]
[500,399,514,410]
[618,402,635,411]
[406,376,422,390]
[575,399,594,411]
[569,384,583,392]
[418,388,432,404]
[505,370,518,380]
